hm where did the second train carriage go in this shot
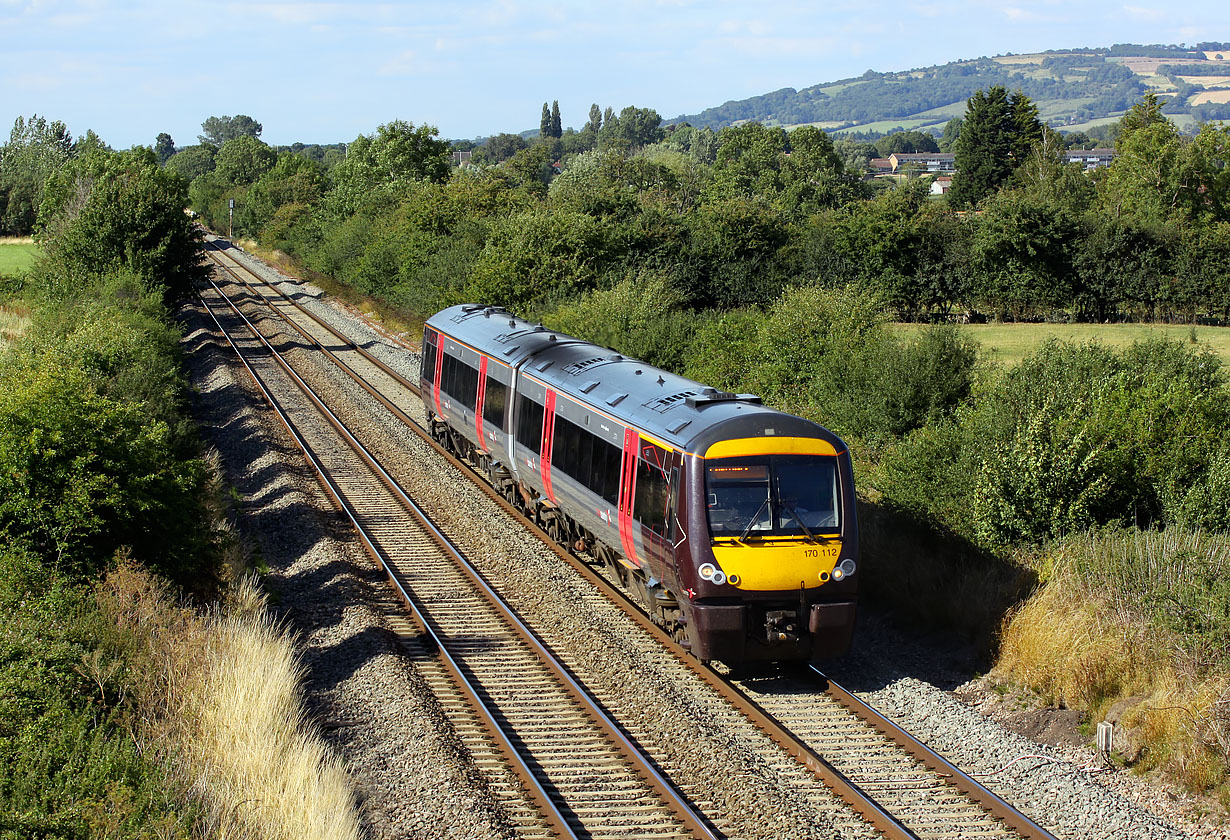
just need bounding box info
[421,304,858,665]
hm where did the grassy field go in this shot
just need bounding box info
[892,322,1230,367]
[0,238,40,276]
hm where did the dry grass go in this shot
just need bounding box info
[0,303,31,344]
[995,528,1230,795]
[184,582,361,840]
[1192,90,1230,105]
[996,578,1144,710]
[101,551,362,840]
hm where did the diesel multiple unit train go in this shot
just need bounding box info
[421,304,858,664]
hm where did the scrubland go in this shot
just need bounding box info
[0,147,361,838]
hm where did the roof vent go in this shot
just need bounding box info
[686,390,762,408]
[643,390,698,413]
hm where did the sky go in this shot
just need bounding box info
[2,0,1229,150]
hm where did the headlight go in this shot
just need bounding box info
[699,563,716,581]
[711,570,727,585]
[831,567,845,581]
[840,559,857,577]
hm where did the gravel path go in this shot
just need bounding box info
[188,241,1227,839]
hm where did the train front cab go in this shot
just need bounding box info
[681,433,858,665]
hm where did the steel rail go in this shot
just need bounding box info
[204,240,422,395]
[814,669,1060,840]
[199,272,718,840]
[202,239,1061,840]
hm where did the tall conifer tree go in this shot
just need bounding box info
[540,103,551,138]
[950,86,1041,208]
[550,101,562,138]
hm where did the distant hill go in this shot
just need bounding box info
[672,43,1230,136]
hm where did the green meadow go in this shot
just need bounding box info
[891,321,1230,367]
[0,238,40,276]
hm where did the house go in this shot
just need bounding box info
[889,152,956,174]
[451,150,473,167]
[930,175,953,196]
[869,157,894,176]
[1063,148,1115,170]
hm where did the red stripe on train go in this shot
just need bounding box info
[432,337,443,418]
[541,390,557,503]
[475,356,488,451]
[618,427,640,567]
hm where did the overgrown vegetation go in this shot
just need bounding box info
[1,133,359,837]
[998,528,1230,797]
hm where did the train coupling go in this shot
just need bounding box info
[764,610,801,644]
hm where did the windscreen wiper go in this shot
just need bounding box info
[780,499,818,543]
[739,497,771,541]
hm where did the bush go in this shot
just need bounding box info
[878,338,1230,549]
[709,285,978,448]
[540,270,697,371]
[466,206,613,309]
[38,148,204,301]
[0,355,209,581]
[0,544,195,839]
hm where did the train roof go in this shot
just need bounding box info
[427,304,847,456]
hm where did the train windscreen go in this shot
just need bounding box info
[706,455,839,539]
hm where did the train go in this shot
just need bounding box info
[421,304,858,665]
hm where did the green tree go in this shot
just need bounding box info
[587,103,603,134]
[213,135,276,186]
[163,145,216,181]
[0,115,73,235]
[467,205,610,307]
[153,132,175,165]
[477,132,529,164]
[324,120,451,219]
[938,117,962,152]
[1117,92,1167,139]
[38,147,205,300]
[950,87,1042,208]
[875,130,940,157]
[550,100,562,138]
[540,103,551,138]
[198,114,262,146]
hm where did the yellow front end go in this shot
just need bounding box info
[702,435,846,591]
[710,538,842,591]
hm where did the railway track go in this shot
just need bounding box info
[197,270,715,840]
[199,238,1064,840]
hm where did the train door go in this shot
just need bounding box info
[617,428,641,568]
[633,439,676,580]
[474,356,488,451]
